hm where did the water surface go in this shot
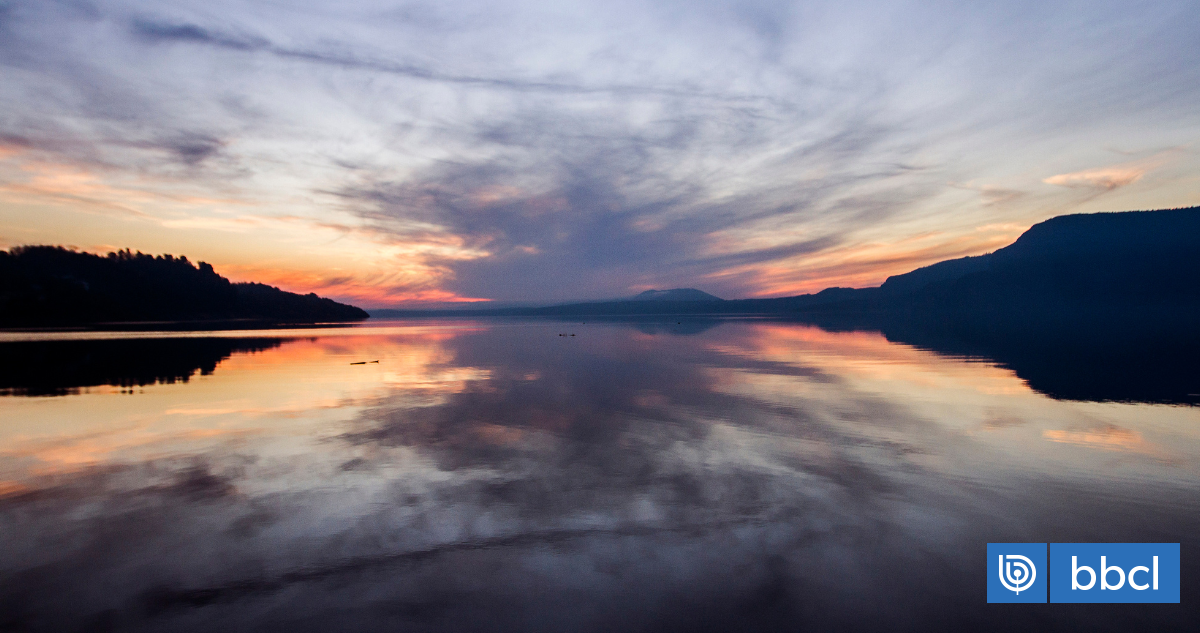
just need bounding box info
[1,318,1197,631]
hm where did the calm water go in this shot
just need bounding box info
[1,318,1197,632]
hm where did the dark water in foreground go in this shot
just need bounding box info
[1,318,1197,632]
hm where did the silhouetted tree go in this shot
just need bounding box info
[0,246,368,326]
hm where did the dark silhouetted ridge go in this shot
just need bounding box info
[0,246,369,327]
[629,288,723,302]
[879,206,1200,306]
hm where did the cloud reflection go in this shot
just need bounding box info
[0,320,1198,631]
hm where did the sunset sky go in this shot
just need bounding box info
[2,0,1199,308]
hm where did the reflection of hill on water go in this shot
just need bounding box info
[0,337,287,396]
[562,312,1200,405]
[888,328,1200,407]
[788,310,1200,406]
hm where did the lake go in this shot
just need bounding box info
[1,318,1197,631]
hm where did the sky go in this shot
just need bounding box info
[1,0,1199,308]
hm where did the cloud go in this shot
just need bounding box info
[1043,166,1145,190]
[139,133,226,166]
[130,18,268,52]
[1042,148,1187,192]
[322,86,942,303]
[334,120,927,303]
[127,15,784,105]
[3,1,1200,303]
[1042,424,1165,457]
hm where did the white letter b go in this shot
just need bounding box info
[1072,556,1095,590]
[1101,556,1125,590]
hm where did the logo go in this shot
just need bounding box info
[1049,543,1180,603]
[998,554,1037,594]
[987,543,1047,603]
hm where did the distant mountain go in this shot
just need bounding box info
[629,288,723,302]
[378,206,1200,320]
[0,246,369,327]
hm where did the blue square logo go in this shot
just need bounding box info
[987,543,1047,603]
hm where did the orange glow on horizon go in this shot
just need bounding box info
[720,224,1026,298]
[2,145,1040,305]
[8,142,1187,306]
[214,263,493,306]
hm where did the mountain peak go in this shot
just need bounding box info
[629,288,723,302]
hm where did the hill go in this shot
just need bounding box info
[878,206,1200,306]
[629,288,723,302]
[0,246,369,327]
[381,206,1199,319]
